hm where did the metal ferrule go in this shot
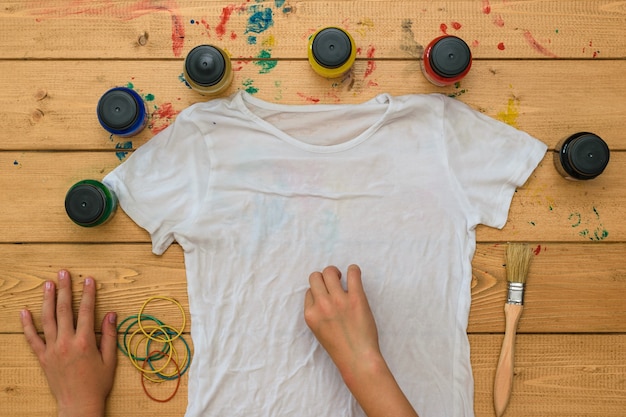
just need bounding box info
[507,282,525,305]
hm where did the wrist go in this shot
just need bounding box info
[58,402,106,417]
[339,348,389,389]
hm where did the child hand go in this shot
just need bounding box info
[21,270,118,417]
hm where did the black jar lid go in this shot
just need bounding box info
[185,45,226,87]
[65,184,106,225]
[97,89,140,131]
[312,28,352,69]
[430,36,471,78]
[568,133,610,178]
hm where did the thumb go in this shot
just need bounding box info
[100,312,118,367]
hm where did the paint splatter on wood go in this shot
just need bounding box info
[523,31,558,58]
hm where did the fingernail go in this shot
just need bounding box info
[20,309,28,320]
[108,312,117,324]
[58,270,68,280]
[84,277,93,286]
[45,281,54,291]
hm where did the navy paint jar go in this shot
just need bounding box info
[554,132,610,180]
[97,87,147,137]
[65,180,118,227]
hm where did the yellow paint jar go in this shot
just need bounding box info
[183,45,233,96]
[308,27,356,78]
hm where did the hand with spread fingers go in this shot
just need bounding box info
[20,270,118,417]
[304,264,419,417]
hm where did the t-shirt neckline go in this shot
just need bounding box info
[234,91,394,153]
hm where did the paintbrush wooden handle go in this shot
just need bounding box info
[493,303,523,417]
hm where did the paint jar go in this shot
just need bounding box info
[183,44,233,96]
[97,87,148,137]
[308,27,357,78]
[421,35,472,86]
[65,180,118,227]
[554,132,610,180]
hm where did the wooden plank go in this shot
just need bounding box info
[1,1,625,59]
[2,333,625,416]
[1,243,625,334]
[1,60,625,151]
[1,151,624,243]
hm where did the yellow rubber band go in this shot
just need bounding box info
[137,296,186,342]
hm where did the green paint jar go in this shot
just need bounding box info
[183,45,233,96]
[65,180,118,227]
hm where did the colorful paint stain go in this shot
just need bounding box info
[447,81,468,98]
[242,79,259,94]
[31,1,185,57]
[569,208,609,241]
[399,19,426,56]
[246,7,274,34]
[216,4,247,40]
[496,97,520,127]
[297,92,320,103]
[115,141,133,161]
[523,31,558,58]
[497,42,505,51]
[356,18,375,37]
[178,73,192,89]
[255,49,278,74]
[493,15,505,27]
[533,245,542,255]
[364,46,377,78]
[150,103,180,134]
[482,0,491,14]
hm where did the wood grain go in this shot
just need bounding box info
[1,152,623,243]
[0,60,625,151]
[1,1,625,59]
[1,0,624,416]
[1,243,625,334]
[2,333,624,417]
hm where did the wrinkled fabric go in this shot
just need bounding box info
[104,92,547,417]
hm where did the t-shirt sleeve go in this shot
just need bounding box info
[103,108,210,254]
[441,95,548,229]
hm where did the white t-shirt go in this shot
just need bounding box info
[104,92,547,417]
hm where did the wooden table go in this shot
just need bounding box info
[1,1,625,416]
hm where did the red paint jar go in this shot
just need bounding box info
[421,35,472,86]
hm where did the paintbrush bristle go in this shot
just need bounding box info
[505,243,532,284]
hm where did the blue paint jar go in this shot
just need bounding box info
[65,180,118,227]
[97,87,147,137]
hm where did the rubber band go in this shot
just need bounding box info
[127,326,175,375]
[137,296,186,343]
[117,296,191,401]
[147,327,192,379]
[141,350,181,403]
[117,314,165,358]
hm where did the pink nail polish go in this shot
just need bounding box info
[58,270,68,280]
[108,312,117,324]
[45,281,54,291]
[84,277,93,286]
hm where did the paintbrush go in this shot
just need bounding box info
[493,243,533,417]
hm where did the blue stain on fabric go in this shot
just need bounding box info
[246,8,274,34]
[248,36,257,44]
[275,0,286,7]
